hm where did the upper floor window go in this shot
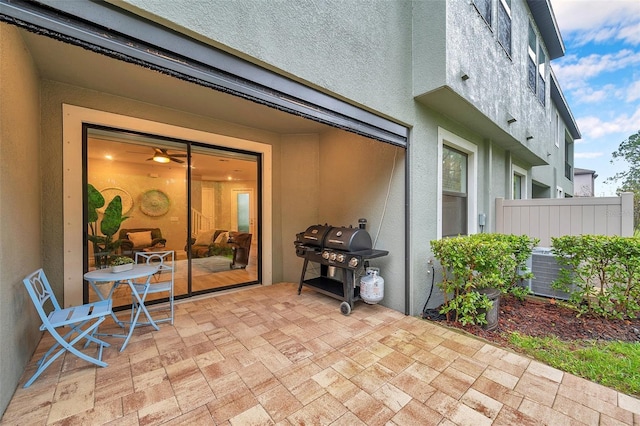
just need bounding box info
[473,0,492,26]
[528,24,537,92]
[554,113,560,148]
[538,49,546,104]
[528,22,547,106]
[565,135,574,181]
[498,0,512,56]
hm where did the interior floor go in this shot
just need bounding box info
[87,243,258,308]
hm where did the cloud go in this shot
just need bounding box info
[554,50,640,90]
[626,80,640,102]
[577,106,640,139]
[552,0,640,45]
[574,152,604,159]
[572,84,616,103]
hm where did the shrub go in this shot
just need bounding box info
[551,235,640,319]
[430,233,538,326]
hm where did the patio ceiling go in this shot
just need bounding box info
[19,28,332,136]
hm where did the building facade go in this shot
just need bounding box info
[0,0,579,412]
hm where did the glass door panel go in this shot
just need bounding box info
[188,146,259,294]
[85,128,188,308]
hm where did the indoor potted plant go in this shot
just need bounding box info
[110,256,135,273]
[87,183,129,267]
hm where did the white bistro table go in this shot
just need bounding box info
[84,264,159,351]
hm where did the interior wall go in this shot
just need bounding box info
[88,158,188,253]
[214,180,259,232]
[318,129,406,313]
[0,24,43,416]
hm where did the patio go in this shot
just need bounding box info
[2,282,639,425]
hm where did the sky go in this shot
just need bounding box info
[550,0,640,196]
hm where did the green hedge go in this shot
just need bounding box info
[552,235,640,319]
[430,234,538,326]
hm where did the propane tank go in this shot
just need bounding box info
[360,267,384,304]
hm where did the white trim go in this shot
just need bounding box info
[512,164,528,199]
[63,104,273,307]
[437,128,478,239]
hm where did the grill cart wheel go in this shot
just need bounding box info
[340,302,351,316]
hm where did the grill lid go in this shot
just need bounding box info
[298,224,332,247]
[297,224,373,252]
[324,227,372,252]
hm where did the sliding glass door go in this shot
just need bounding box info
[85,126,259,307]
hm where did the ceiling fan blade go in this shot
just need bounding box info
[168,153,187,157]
[170,157,185,164]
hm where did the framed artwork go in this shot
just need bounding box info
[98,187,133,215]
[140,189,170,216]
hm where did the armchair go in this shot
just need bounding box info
[187,229,230,258]
[186,229,252,269]
[118,228,166,256]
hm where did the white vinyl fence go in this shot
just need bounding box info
[495,192,634,247]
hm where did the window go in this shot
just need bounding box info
[565,135,574,180]
[442,146,468,237]
[512,164,528,199]
[498,0,512,56]
[538,49,546,105]
[527,21,547,105]
[438,128,478,239]
[555,113,561,148]
[473,0,492,25]
[528,24,537,92]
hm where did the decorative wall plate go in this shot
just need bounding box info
[140,189,170,216]
[98,187,133,215]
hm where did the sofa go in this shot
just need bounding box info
[188,229,252,269]
[118,228,166,256]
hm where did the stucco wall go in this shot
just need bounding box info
[40,80,284,300]
[117,0,416,126]
[318,130,406,312]
[0,24,43,415]
[280,134,321,284]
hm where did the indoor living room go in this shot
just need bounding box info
[86,127,259,308]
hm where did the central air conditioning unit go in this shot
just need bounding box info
[520,247,575,300]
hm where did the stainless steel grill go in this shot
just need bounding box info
[294,222,388,315]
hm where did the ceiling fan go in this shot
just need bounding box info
[147,147,187,164]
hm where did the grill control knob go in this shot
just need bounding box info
[329,252,337,261]
[336,253,346,263]
[322,251,330,260]
[348,257,359,268]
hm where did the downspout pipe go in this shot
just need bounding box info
[405,134,411,315]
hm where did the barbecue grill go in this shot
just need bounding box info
[294,221,388,315]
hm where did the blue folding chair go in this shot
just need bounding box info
[133,250,175,325]
[22,269,112,387]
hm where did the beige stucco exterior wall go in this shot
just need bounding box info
[40,80,285,296]
[0,24,43,414]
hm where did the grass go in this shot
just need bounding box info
[508,332,640,397]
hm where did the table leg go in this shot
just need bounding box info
[87,279,125,328]
[120,276,160,352]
